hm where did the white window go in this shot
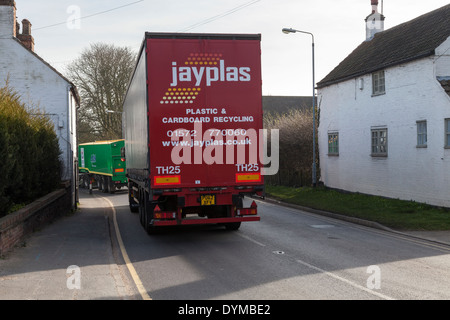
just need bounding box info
[417,121,427,148]
[372,70,385,96]
[445,119,450,148]
[328,132,339,156]
[371,128,387,156]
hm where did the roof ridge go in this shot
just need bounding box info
[318,4,450,88]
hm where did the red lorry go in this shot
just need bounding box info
[123,32,264,233]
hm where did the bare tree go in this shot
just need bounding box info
[66,43,136,143]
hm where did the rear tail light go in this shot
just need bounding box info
[237,200,257,215]
[153,205,176,219]
[154,212,176,219]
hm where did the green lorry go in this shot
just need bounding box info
[78,139,127,193]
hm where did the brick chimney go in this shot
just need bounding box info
[371,0,379,14]
[0,1,34,51]
[365,0,385,41]
[17,19,34,51]
[0,0,17,37]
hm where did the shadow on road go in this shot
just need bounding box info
[1,187,450,300]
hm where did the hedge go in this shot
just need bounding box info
[0,84,62,217]
[263,108,319,187]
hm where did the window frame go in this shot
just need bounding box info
[372,70,386,96]
[445,119,450,149]
[416,120,427,148]
[371,127,388,157]
[327,132,339,156]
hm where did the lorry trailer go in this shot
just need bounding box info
[78,139,127,194]
[123,32,264,233]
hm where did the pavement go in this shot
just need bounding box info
[0,192,138,300]
[403,230,450,246]
[0,192,449,300]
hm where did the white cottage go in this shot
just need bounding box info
[0,0,80,208]
[317,2,450,207]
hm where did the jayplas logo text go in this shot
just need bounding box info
[159,52,251,105]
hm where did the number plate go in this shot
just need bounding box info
[201,195,215,206]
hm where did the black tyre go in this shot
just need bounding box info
[102,177,109,193]
[129,188,139,213]
[109,178,116,194]
[225,222,241,231]
[139,190,145,226]
[97,176,102,191]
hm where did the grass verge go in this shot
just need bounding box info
[264,185,450,231]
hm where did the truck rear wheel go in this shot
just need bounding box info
[108,178,116,194]
[102,177,110,193]
[97,176,103,192]
[83,175,90,188]
[79,175,86,188]
[129,188,139,213]
[138,190,145,225]
[225,222,241,231]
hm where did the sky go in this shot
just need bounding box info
[12,0,450,96]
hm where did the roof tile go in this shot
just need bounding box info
[317,4,450,88]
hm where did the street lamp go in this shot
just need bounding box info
[282,27,317,187]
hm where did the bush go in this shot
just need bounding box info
[264,108,319,187]
[0,84,62,217]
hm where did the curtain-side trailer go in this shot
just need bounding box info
[123,32,264,233]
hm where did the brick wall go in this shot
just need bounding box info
[0,183,71,256]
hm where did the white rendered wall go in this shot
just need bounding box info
[318,57,450,207]
[0,38,74,181]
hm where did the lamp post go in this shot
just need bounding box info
[282,27,317,187]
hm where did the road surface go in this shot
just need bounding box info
[1,188,449,302]
[106,189,450,300]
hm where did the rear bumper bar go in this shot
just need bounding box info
[152,216,260,226]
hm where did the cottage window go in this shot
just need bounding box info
[372,70,385,96]
[371,128,387,156]
[445,119,450,148]
[328,132,339,156]
[416,121,427,148]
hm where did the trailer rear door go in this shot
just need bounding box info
[146,33,263,189]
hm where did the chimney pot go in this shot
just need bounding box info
[17,19,34,51]
[371,0,379,14]
[0,0,15,7]
[22,18,31,34]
